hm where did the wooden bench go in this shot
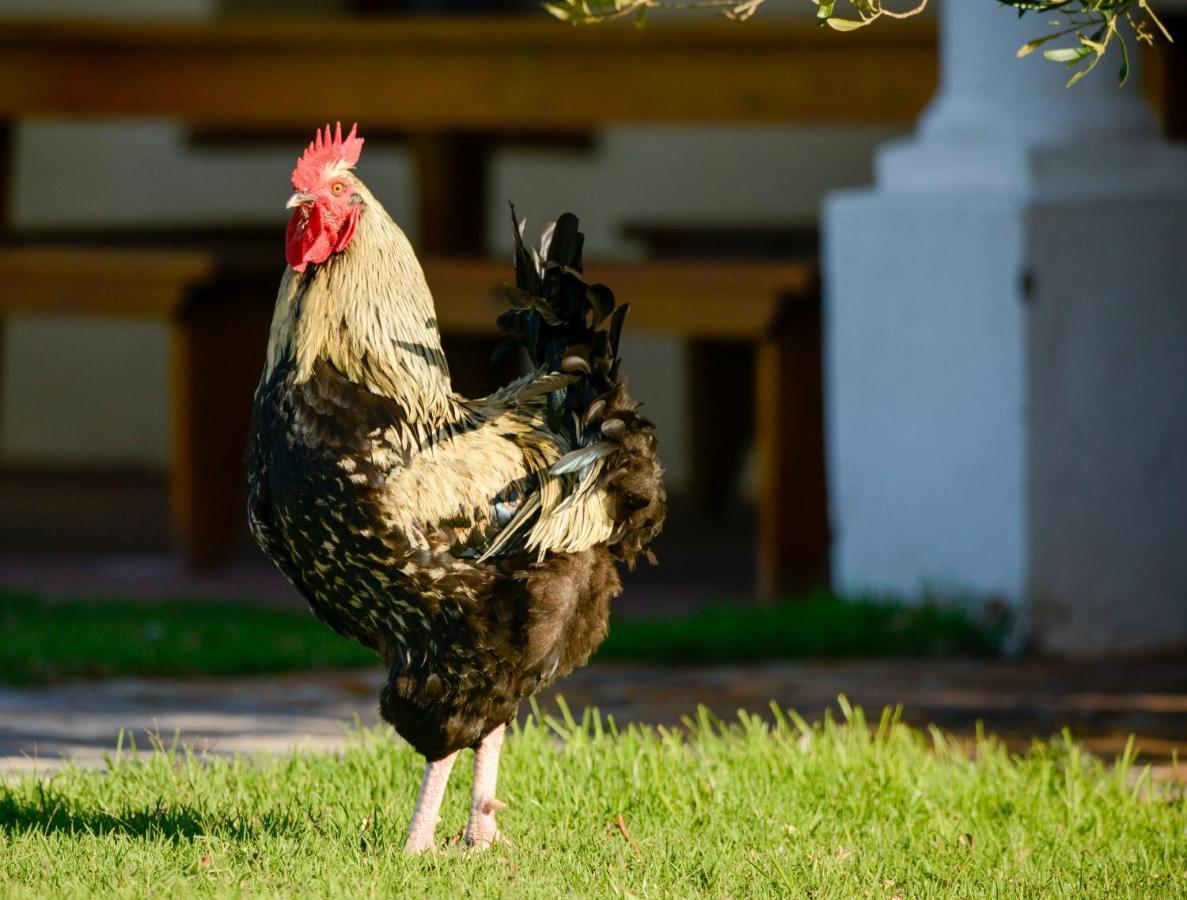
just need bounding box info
[0,247,824,597]
[0,247,213,565]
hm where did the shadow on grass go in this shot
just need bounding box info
[0,791,302,843]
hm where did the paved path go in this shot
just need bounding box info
[3,658,1185,777]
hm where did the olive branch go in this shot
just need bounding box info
[543,0,1173,86]
[1006,0,1171,86]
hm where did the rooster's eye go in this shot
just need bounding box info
[331,182,345,195]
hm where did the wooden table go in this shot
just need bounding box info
[0,17,940,252]
[4,16,1173,593]
[0,18,939,126]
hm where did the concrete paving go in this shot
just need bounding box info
[4,657,1185,778]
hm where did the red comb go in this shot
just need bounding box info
[291,122,364,191]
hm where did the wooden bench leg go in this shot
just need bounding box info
[0,315,6,455]
[0,121,11,448]
[411,132,517,402]
[755,293,830,602]
[171,281,273,571]
[687,340,754,510]
[0,118,12,236]
[411,132,490,255]
[170,318,199,567]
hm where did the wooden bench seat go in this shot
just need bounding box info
[0,248,217,316]
[0,247,825,597]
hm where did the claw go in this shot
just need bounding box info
[465,724,507,851]
[465,829,500,851]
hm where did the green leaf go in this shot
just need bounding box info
[634,5,647,28]
[825,17,870,31]
[1016,31,1068,57]
[543,2,572,21]
[1043,46,1091,62]
[815,0,837,21]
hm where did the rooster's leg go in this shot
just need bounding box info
[404,750,459,853]
[464,723,507,849]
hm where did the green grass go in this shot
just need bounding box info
[0,593,378,685]
[0,591,1002,685]
[2,701,1183,897]
[596,592,1003,663]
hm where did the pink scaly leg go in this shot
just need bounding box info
[404,751,459,854]
[464,723,507,849]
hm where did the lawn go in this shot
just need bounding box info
[0,593,378,685]
[597,593,1003,663]
[1,701,1182,897]
[0,591,1001,685]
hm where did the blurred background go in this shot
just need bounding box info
[0,0,1185,765]
[1,0,909,608]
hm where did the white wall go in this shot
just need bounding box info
[1026,198,1187,655]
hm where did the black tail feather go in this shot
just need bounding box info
[497,205,666,566]
[498,205,629,442]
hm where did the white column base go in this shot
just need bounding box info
[824,188,1030,606]
[822,0,1187,656]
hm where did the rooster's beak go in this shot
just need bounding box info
[286,191,316,210]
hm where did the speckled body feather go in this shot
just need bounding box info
[248,182,664,760]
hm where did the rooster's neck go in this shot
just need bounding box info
[266,184,455,423]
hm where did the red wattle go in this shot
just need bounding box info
[285,205,359,273]
[333,208,359,255]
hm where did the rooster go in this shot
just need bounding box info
[247,124,665,852]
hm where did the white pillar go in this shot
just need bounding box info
[823,0,1187,655]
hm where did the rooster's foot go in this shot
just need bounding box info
[464,797,506,850]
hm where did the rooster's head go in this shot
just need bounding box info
[285,122,366,273]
